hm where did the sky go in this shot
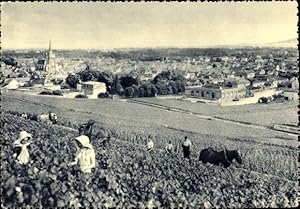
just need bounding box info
[1,2,298,50]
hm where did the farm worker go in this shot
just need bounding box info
[69,135,96,173]
[13,131,32,165]
[21,113,28,119]
[165,140,174,153]
[147,136,154,151]
[182,136,192,159]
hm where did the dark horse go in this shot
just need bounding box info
[78,120,110,146]
[78,120,95,139]
[199,147,242,168]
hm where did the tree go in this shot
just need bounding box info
[155,82,168,95]
[153,70,174,84]
[139,82,158,97]
[111,74,124,95]
[138,86,145,97]
[151,84,158,97]
[120,75,139,89]
[124,86,135,98]
[79,69,95,81]
[3,57,18,67]
[66,74,80,89]
[96,71,114,89]
[175,80,185,93]
[132,84,139,97]
[98,92,110,98]
[116,83,124,95]
[167,85,173,94]
[168,81,178,94]
[153,69,186,84]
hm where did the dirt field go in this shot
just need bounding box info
[1,91,298,147]
[132,97,298,127]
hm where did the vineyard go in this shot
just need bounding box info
[1,112,298,208]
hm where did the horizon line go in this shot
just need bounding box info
[2,37,297,51]
[3,46,297,51]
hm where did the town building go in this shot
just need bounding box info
[235,70,255,79]
[231,79,250,91]
[36,60,46,71]
[185,84,239,101]
[290,77,299,90]
[2,79,20,90]
[78,81,107,99]
[252,80,266,88]
[283,89,299,101]
[225,78,250,91]
[35,41,56,73]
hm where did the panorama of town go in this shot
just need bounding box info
[1,2,299,208]
[1,41,299,105]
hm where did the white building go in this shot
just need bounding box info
[283,90,299,101]
[78,81,107,99]
[185,85,239,102]
[252,80,266,88]
[2,79,20,90]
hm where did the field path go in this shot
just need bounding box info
[127,99,298,137]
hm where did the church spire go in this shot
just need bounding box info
[49,40,52,52]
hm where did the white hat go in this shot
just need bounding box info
[75,135,93,149]
[14,131,32,145]
[18,131,31,141]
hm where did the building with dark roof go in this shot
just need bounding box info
[36,60,46,70]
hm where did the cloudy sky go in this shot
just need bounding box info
[2,2,298,49]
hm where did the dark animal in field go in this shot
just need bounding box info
[78,120,110,146]
[78,119,96,138]
[36,112,58,125]
[199,147,242,168]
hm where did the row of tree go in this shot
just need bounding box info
[123,80,185,98]
[65,66,186,98]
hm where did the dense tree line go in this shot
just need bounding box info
[66,66,186,98]
[2,57,18,67]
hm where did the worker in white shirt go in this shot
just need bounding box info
[13,131,32,165]
[147,136,154,152]
[69,135,96,173]
[165,140,174,153]
[182,136,192,159]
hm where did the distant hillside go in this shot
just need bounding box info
[255,38,298,48]
[211,39,298,49]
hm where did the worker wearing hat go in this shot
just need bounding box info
[146,135,154,152]
[69,135,96,173]
[13,131,32,165]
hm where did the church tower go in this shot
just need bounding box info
[46,40,56,73]
[43,40,57,85]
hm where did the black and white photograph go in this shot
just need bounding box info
[0,1,299,208]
